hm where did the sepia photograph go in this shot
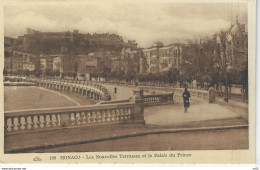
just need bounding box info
[1,0,256,164]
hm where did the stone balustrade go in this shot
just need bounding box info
[4,82,36,86]
[96,90,174,107]
[27,78,110,101]
[96,99,131,105]
[172,88,209,101]
[5,102,143,135]
[139,86,209,102]
[143,93,174,106]
[4,84,177,137]
[5,88,146,135]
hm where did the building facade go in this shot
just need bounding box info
[141,42,183,74]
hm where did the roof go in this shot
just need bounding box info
[229,21,247,38]
[153,41,164,48]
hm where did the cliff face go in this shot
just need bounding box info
[22,30,124,55]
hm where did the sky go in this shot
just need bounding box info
[4,2,248,48]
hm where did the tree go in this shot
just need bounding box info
[215,31,229,102]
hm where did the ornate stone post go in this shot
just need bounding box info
[208,87,216,103]
[130,89,145,124]
[60,113,69,127]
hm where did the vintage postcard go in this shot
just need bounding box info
[0,0,256,164]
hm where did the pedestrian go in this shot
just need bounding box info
[182,86,190,113]
[108,95,111,101]
[114,86,117,94]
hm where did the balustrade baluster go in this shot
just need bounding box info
[87,112,91,124]
[81,112,85,124]
[30,116,35,129]
[107,110,111,122]
[54,114,60,127]
[9,118,15,131]
[36,115,41,128]
[97,111,102,123]
[102,111,106,122]
[124,108,129,119]
[116,109,120,121]
[68,113,72,124]
[42,115,47,128]
[120,109,124,120]
[72,113,77,125]
[92,111,97,123]
[17,116,22,131]
[74,113,78,124]
[111,110,116,121]
[129,108,132,119]
[24,116,29,130]
[48,115,53,127]
[76,112,81,124]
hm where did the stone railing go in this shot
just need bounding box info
[96,90,174,107]
[27,78,110,101]
[5,89,145,135]
[4,76,26,82]
[172,88,208,99]
[4,82,36,86]
[139,86,209,103]
[143,93,174,106]
[5,89,146,135]
[96,99,131,105]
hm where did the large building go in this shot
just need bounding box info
[141,42,183,73]
[11,51,37,72]
[22,28,125,54]
[226,19,248,68]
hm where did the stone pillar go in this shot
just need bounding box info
[130,89,145,124]
[60,113,69,127]
[209,87,216,103]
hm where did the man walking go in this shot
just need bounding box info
[182,86,190,113]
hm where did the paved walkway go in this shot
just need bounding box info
[100,84,248,126]
[144,102,247,126]
[101,83,135,100]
